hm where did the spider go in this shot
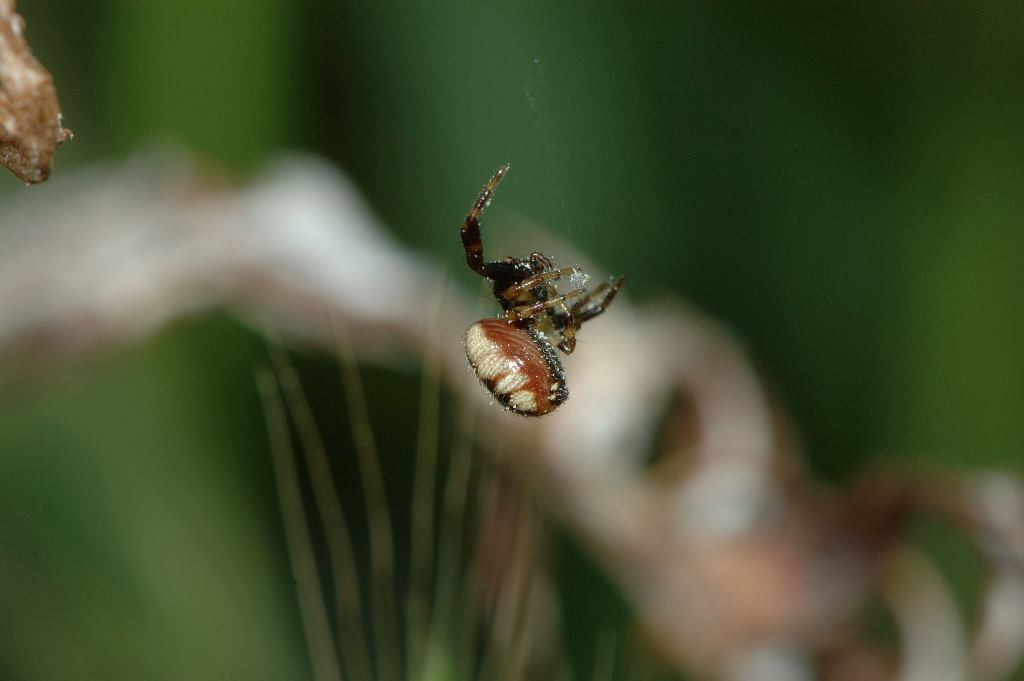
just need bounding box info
[461,163,626,416]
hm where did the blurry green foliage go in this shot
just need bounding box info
[1,2,1023,679]
[0,319,308,680]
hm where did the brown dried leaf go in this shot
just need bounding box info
[0,0,71,184]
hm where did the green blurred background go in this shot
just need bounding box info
[2,2,1022,679]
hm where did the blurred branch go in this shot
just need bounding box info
[0,152,452,372]
[882,547,967,681]
[0,0,71,183]
[1,152,1021,680]
[963,473,1024,681]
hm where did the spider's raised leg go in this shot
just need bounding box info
[572,275,627,325]
[501,266,580,300]
[505,287,585,323]
[461,163,510,277]
[529,252,554,270]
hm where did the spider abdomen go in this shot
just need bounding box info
[464,318,569,416]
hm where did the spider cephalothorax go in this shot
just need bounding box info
[461,163,625,416]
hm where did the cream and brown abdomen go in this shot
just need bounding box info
[464,318,569,416]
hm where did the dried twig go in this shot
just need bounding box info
[0,0,70,184]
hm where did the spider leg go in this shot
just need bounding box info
[529,252,554,270]
[461,163,510,276]
[501,266,580,300]
[556,302,579,354]
[504,287,585,322]
[572,274,627,325]
[571,280,611,315]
